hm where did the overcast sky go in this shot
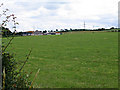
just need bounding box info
[0,0,119,32]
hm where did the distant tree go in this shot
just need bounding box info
[70,28,72,31]
[43,30,47,33]
[60,29,64,32]
[56,29,58,32]
[48,30,50,32]
[1,26,12,37]
[15,31,23,36]
[98,28,105,31]
[110,27,115,29]
[65,29,68,32]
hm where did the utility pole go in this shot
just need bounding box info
[84,21,86,30]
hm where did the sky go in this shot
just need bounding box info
[0,0,119,32]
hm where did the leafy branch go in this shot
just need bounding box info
[1,3,33,89]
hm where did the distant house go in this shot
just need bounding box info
[56,32,62,35]
[22,31,34,36]
[47,32,56,35]
[22,30,62,36]
[27,31,34,35]
[47,32,62,35]
[34,30,43,35]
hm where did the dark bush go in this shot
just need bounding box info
[2,48,32,89]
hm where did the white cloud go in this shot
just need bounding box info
[0,0,119,31]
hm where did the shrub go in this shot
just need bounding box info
[2,51,32,89]
[1,3,33,89]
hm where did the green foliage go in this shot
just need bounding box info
[2,51,32,89]
[1,3,32,89]
[1,27,12,37]
[2,52,15,88]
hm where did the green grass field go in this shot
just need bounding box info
[3,31,118,88]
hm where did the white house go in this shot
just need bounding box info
[34,30,43,35]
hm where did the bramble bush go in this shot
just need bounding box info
[1,3,33,89]
[2,51,32,89]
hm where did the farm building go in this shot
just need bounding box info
[27,31,34,35]
[21,30,62,36]
[22,31,34,36]
[47,32,56,35]
[47,32,62,35]
[34,30,43,35]
[56,32,62,35]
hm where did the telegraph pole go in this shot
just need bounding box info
[84,21,86,30]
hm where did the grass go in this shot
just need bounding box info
[3,31,118,88]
